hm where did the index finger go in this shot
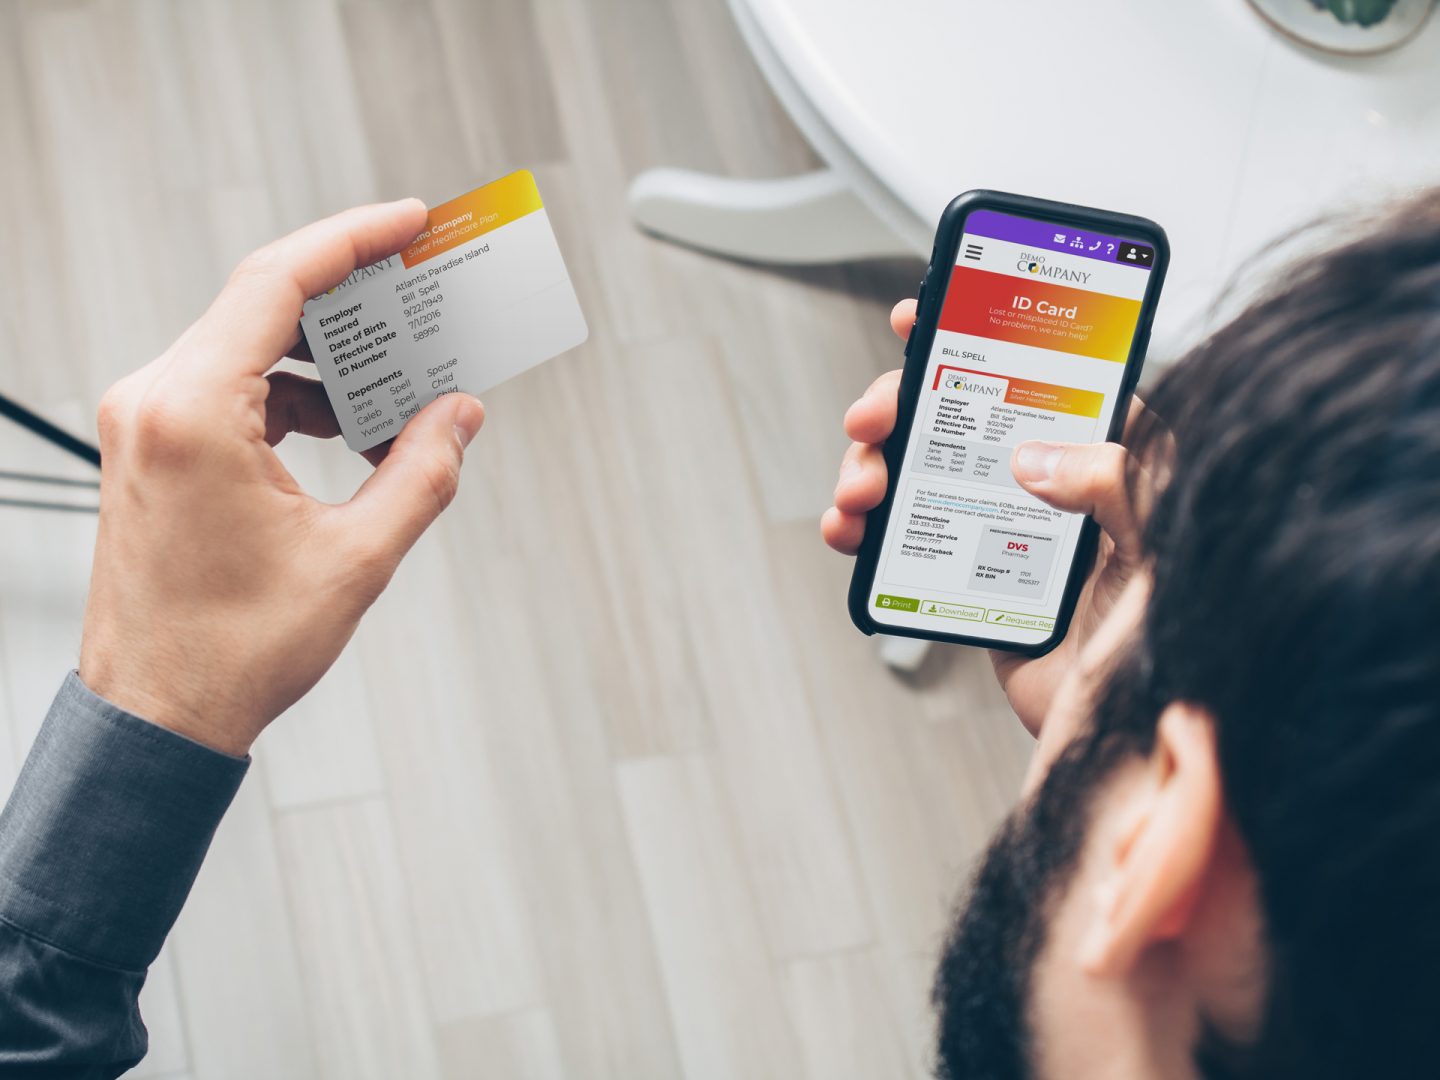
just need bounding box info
[890,298,917,340]
[1122,395,1146,438]
[192,198,429,378]
[844,369,902,444]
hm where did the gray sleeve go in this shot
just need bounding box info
[0,671,249,1078]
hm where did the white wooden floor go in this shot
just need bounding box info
[0,0,1033,1076]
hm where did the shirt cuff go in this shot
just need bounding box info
[0,671,249,971]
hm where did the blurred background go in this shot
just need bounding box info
[0,0,1436,1077]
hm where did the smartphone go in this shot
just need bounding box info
[848,190,1168,655]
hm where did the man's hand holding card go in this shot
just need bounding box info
[302,170,588,451]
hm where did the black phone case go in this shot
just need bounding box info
[847,189,1169,656]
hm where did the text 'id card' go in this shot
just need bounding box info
[301,171,588,451]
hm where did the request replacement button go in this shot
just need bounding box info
[986,609,1055,630]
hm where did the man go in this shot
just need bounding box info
[826,188,1440,1078]
[1,186,1435,1077]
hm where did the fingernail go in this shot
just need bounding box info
[453,396,484,449]
[1012,441,1063,482]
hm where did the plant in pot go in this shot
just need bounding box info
[1313,0,1402,27]
[1247,0,1435,51]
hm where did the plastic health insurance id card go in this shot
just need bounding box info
[301,170,588,451]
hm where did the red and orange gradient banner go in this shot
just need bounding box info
[938,266,1141,363]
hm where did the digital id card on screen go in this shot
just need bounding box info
[867,210,1153,645]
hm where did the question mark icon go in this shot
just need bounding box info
[1106,242,1116,256]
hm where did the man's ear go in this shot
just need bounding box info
[1077,702,1222,978]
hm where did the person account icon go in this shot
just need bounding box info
[1116,242,1155,266]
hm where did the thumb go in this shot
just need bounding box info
[1010,440,1140,561]
[342,393,485,569]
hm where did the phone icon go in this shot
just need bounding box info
[1088,239,1102,251]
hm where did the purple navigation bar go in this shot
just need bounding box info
[963,209,1154,269]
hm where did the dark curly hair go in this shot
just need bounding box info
[933,188,1440,1080]
[1114,187,1440,1078]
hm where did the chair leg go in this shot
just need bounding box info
[627,167,917,265]
[876,634,932,673]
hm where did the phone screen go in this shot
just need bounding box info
[866,208,1156,647]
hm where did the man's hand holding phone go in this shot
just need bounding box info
[823,299,1147,738]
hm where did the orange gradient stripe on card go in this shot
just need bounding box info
[401,170,543,269]
[938,266,1142,363]
[934,366,1103,419]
